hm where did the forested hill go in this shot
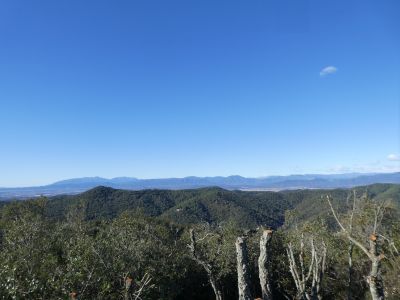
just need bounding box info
[45,183,400,229]
[1,184,400,299]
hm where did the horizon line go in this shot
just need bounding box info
[1,170,399,189]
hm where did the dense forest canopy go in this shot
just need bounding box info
[0,184,399,299]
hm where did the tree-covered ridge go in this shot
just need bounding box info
[0,184,399,299]
[45,184,400,229]
[45,186,294,229]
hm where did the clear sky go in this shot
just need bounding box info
[1,0,399,187]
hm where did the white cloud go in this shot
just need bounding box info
[324,160,400,174]
[387,154,400,161]
[319,66,337,77]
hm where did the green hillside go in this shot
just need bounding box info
[45,184,400,229]
[1,184,399,299]
[46,186,293,229]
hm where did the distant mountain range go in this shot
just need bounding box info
[1,172,400,199]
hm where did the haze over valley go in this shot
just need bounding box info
[1,172,400,199]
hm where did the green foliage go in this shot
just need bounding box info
[45,187,299,229]
[0,199,62,298]
[0,184,399,299]
[0,201,198,299]
[185,221,241,298]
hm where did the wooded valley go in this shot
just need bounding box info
[0,184,399,299]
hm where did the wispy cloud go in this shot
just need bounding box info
[319,66,337,77]
[324,160,400,174]
[387,154,400,161]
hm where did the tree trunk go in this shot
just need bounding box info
[369,260,383,300]
[327,196,387,300]
[236,236,252,300]
[258,229,273,300]
[209,274,223,300]
[189,229,223,300]
[368,235,384,300]
[347,242,353,300]
[310,240,326,300]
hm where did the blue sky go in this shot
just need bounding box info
[0,0,399,187]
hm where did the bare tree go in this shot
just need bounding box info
[258,229,273,300]
[236,236,252,300]
[346,190,357,300]
[327,195,385,300]
[188,229,223,300]
[123,273,153,300]
[286,234,327,300]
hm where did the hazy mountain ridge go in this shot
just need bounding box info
[1,172,399,199]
